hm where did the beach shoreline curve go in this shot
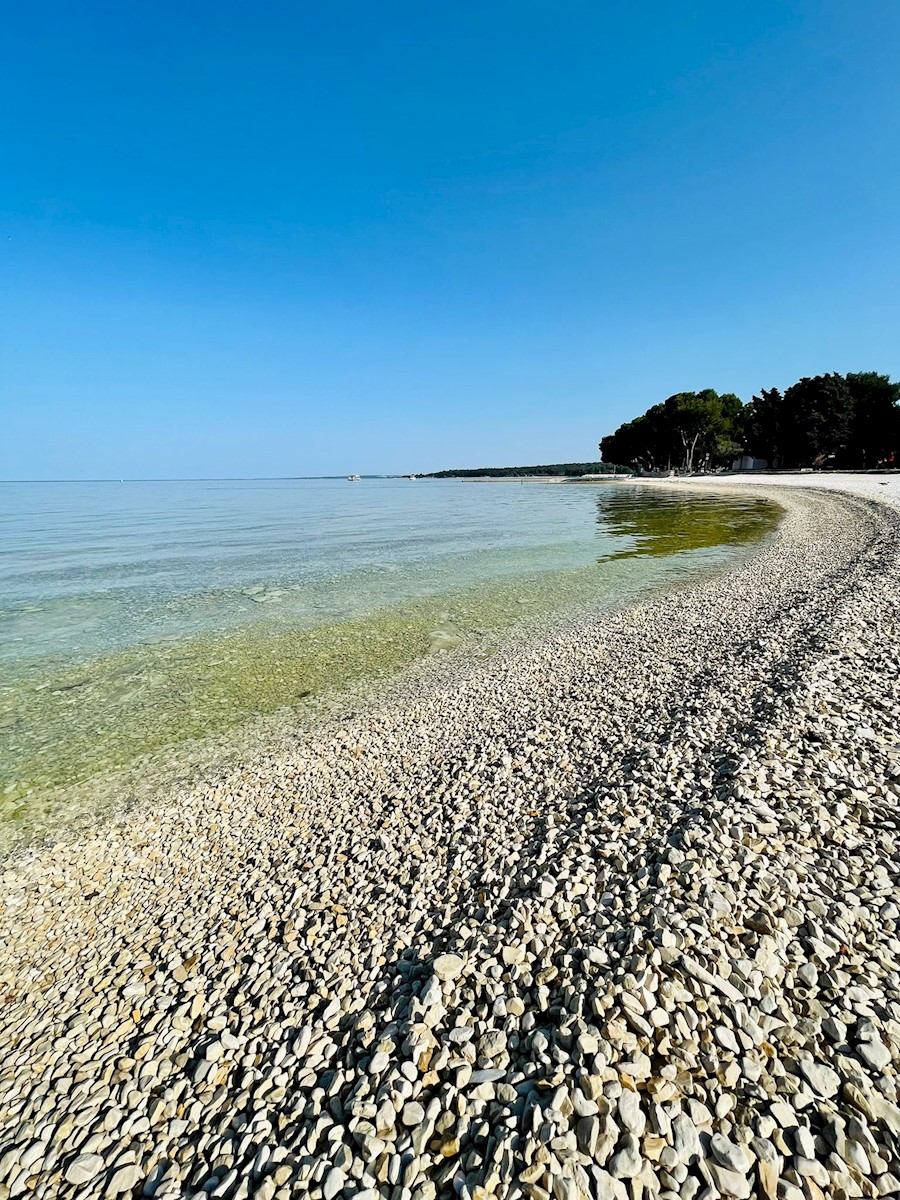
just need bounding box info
[1,477,899,1199]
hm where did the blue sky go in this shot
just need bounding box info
[3,1,898,478]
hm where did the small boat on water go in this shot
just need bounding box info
[347,474,361,482]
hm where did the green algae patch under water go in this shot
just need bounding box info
[0,488,780,850]
[590,486,780,559]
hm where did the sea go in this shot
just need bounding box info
[0,477,779,849]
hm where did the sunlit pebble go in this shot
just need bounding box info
[0,484,899,1200]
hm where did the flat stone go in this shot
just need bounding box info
[710,1133,752,1174]
[617,1090,645,1136]
[672,1113,701,1164]
[323,1168,346,1199]
[608,1133,642,1180]
[65,1155,105,1186]
[858,1039,891,1071]
[401,1102,425,1126]
[107,1164,142,1194]
[479,1030,507,1058]
[707,1163,752,1199]
[679,954,743,1002]
[799,1059,841,1098]
[433,954,465,982]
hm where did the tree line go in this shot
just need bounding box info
[599,372,900,473]
[426,461,621,478]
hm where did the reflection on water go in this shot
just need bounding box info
[0,480,781,849]
[596,486,776,559]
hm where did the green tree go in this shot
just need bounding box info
[600,422,644,470]
[741,387,784,467]
[602,389,743,472]
[601,405,672,472]
[662,392,706,472]
[604,369,899,474]
[844,372,900,467]
[662,390,743,472]
[780,374,852,467]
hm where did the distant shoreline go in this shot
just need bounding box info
[426,473,632,483]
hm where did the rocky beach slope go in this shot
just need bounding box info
[1,480,899,1200]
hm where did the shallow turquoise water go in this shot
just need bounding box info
[0,478,779,841]
[0,478,650,661]
[1,479,773,659]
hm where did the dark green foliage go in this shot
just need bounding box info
[602,372,899,472]
[601,390,743,472]
[779,374,852,468]
[425,462,630,478]
[844,373,900,468]
[663,390,743,473]
[600,403,684,471]
[739,388,784,467]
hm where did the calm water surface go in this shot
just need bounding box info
[0,478,779,844]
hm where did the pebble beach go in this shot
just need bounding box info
[2,477,899,1200]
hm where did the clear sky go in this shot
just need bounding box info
[3,1,898,479]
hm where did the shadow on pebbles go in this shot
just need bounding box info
[1,486,900,1200]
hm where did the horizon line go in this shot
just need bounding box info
[0,475,427,483]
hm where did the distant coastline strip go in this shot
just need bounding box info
[424,461,630,478]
